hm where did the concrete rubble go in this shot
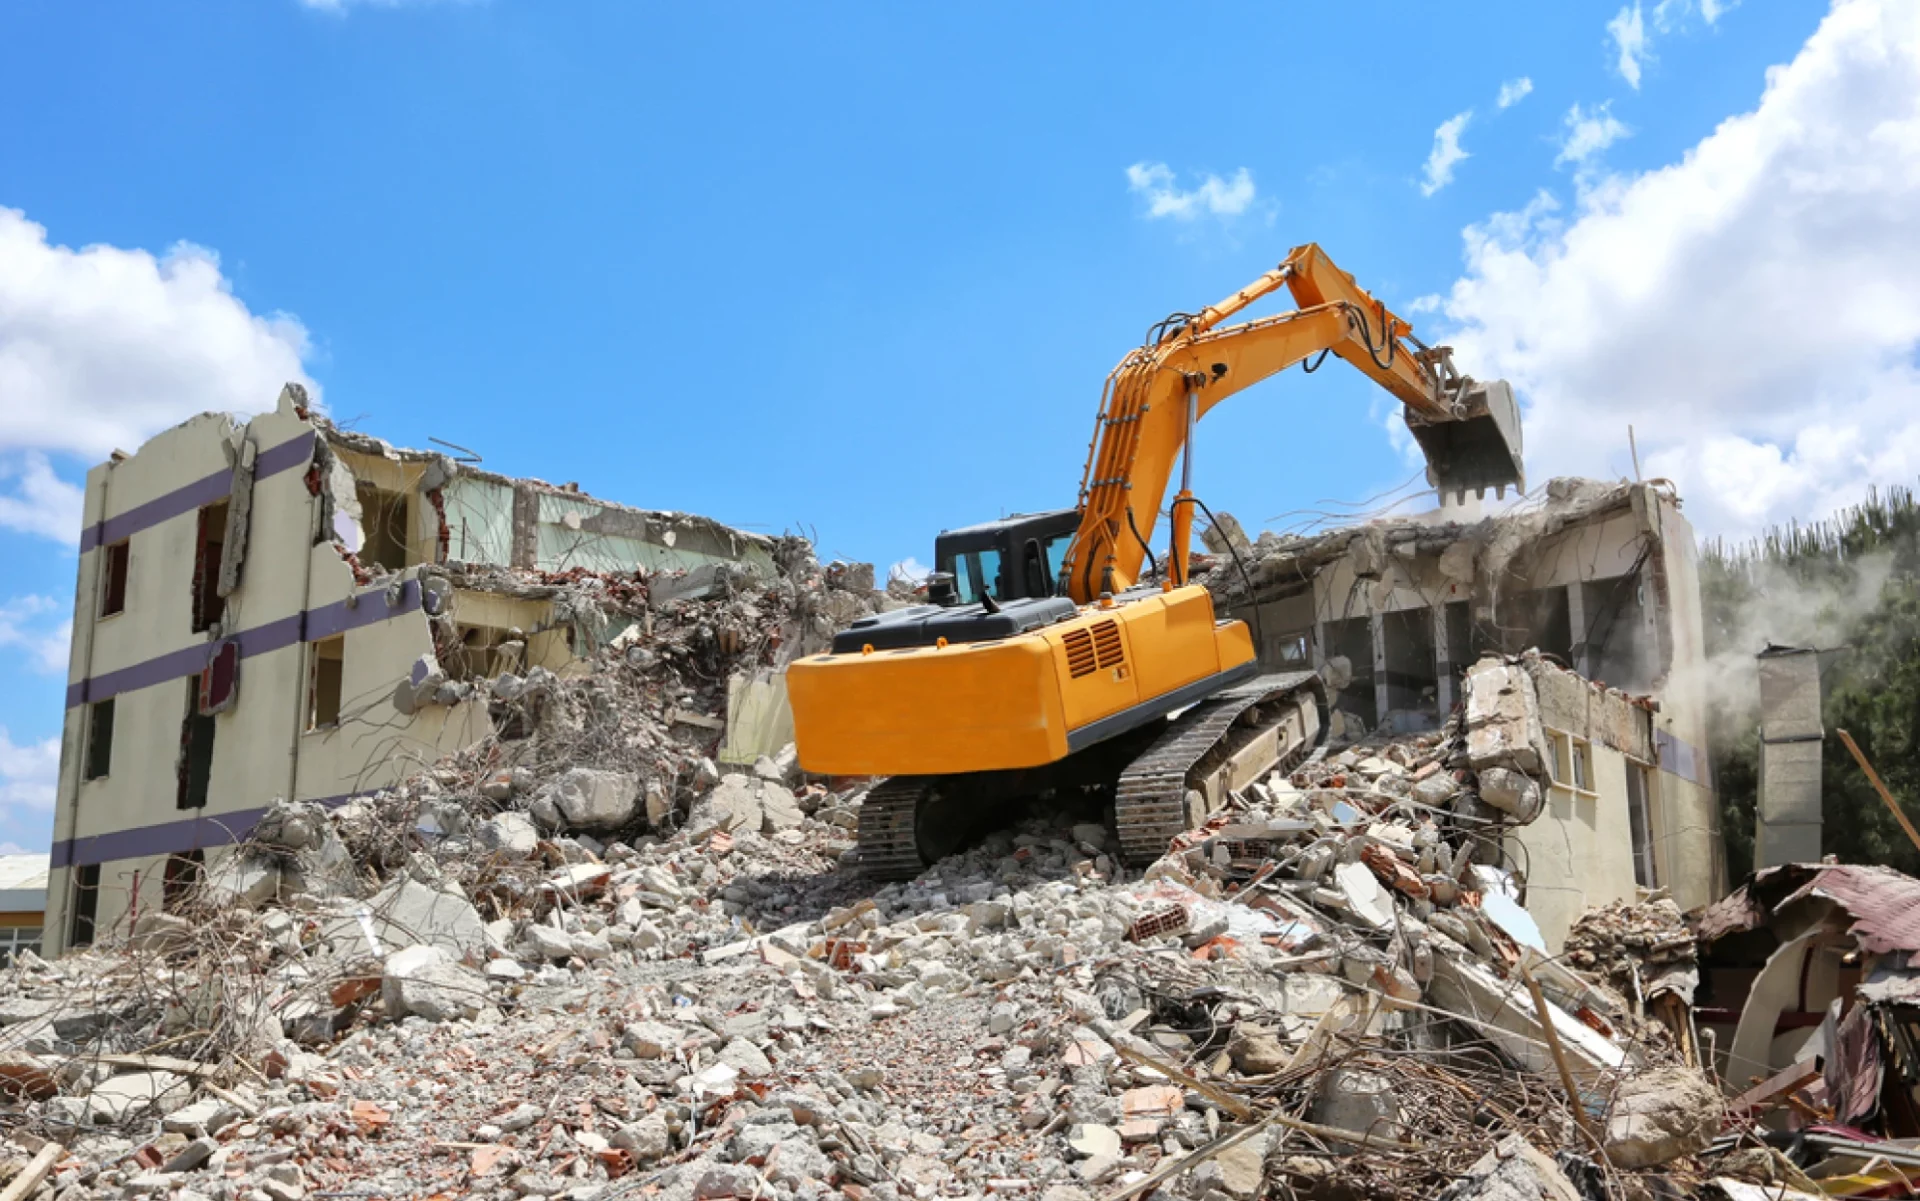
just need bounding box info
[0,558,1789,1198]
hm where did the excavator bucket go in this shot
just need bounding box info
[1406,378,1526,501]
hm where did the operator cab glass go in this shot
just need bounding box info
[953,549,1002,604]
[1041,534,1071,591]
[934,508,1081,605]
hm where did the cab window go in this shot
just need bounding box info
[1042,535,1071,590]
[953,549,1002,604]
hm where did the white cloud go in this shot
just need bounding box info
[0,728,58,813]
[0,207,315,491]
[1655,0,1738,30]
[0,596,69,675]
[1555,102,1632,167]
[1432,0,1920,538]
[1420,112,1474,196]
[0,453,83,543]
[1406,294,1443,315]
[887,558,930,586]
[1609,4,1651,88]
[1497,78,1535,109]
[1125,163,1257,220]
[0,208,315,545]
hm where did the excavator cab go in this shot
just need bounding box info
[930,507,1080,604]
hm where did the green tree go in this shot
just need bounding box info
[1701,487,1920,879]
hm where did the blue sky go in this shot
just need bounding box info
[3,0,1915,853]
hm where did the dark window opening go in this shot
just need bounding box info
[308,636,345,730]
[1323,616,1376,728]
[1627,761,1658,889]
[1582,574,1652,692]
[100,540,130,617]
[163,850,205,910]
[444,624,519,683]
[69,864,100,949]
[1380,608,1439,730]
[84,699,114,781]
[178,678,216,810]
[191,500,229,633]
[354,483,412,572]
[1504,586,1571,660]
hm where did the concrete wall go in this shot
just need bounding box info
[1226,484,1726,941]
[45,390,777,955]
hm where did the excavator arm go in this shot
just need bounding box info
[1061,243,1523,603]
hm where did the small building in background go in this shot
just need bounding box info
[47,385,776,956]
[0,854,49,965]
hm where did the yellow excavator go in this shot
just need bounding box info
[788,244,1524,878]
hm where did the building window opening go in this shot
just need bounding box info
[1505,586,1571,661]
[1322,616,1376,730]
[178,678,216,810]
[444,624,522,683]
[69,864,100,949]
[1582,575,1651,692]
[84,699,114,781]
[192,500,229,633]
[163,850,205,910]
[1379,608,1439,730]
[1626,761,1659,889]
[101,540,130,618]
[0,926,41,967]
[308,635,345,730]
[354,483,413,572]
[1548,729,1597,797]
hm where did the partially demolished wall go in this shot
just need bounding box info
[48,386,875,957]
[1203,478,1726,933]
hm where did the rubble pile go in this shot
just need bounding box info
[0,558,1791,1200]
[1564,898,1698,1000]
[0,692,1765,1200]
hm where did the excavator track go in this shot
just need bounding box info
[856,777,937,881]
[856,672,1323,879]
[1113,672,1322,866]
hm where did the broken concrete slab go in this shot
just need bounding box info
[1604,1064,1723,1168]
[1446,1133,1584,1201]
[545,767,640,830]
[476,811,539,859]
[382,945,488,1023]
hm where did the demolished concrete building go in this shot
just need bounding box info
[46,384,802,957]
[1202,478,1726,948]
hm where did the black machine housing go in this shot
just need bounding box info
[931,507,1080,605]
[828,508,1082,656]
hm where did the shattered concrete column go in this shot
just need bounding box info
[1431,603,1453,714]
[1756,645,1823,867]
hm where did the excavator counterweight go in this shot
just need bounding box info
[788,243,1527,879]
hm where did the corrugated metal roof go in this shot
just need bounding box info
[0,854,48,893]
[1696,863,1920,967]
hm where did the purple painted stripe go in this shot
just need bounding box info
[51,790,363,870]
[1656,727,1713,790]
[77,432,314,553]
[66,579,422,708]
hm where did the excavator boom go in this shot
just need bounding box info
[1062,243,1523,602]
[787,241,1526,880]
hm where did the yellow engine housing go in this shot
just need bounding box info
[787,584,1256,777]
